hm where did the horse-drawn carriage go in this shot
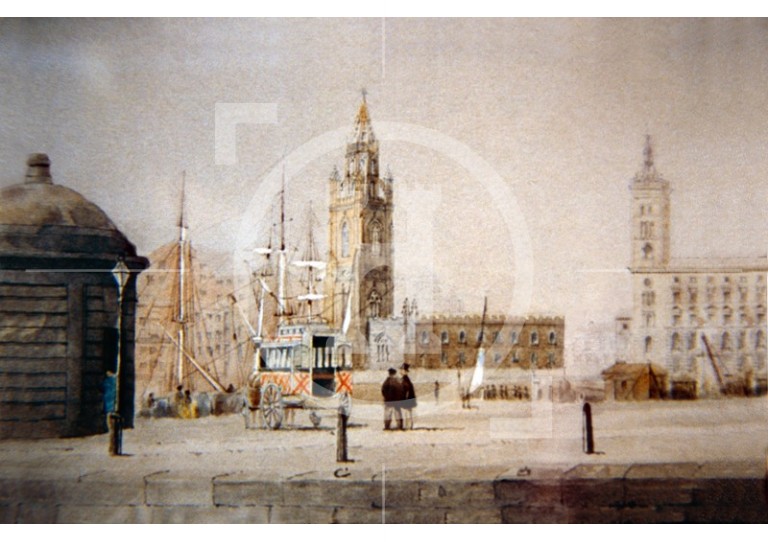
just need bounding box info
[243,322,353,429]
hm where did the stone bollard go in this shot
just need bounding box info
[336,406,349,462]
[108,413,123,456]
[582,402,594,454]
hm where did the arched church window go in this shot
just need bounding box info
[341,222,349,258]
[530,331,539,346]
[370,221,382,255]
[548,331,557,345]
[441,331,449,344]
[642,243,653,260]
[640,221,654,240]
[368,291,381,318]
[459,330,466,344]
[671,332,681,352]
[644,336,652,354]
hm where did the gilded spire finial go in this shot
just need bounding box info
[353,90,373,143]
[357,89,369,124]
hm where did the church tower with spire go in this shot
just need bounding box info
[630,135,671,270]
[324,96,395,365]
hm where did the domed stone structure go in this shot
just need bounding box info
[0,154,149,438]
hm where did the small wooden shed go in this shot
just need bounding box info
[602,362,668,401]
[0,154,148,438]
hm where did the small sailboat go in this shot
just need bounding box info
[464,297,488,406]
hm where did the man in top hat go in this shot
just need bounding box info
[400,363,417,430]
[381,367,403,430]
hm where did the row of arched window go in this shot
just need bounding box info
[429,329,558,346]
[436,350,558,367]
[646,330,768,354]
[670,304,766,326]
[669,330,766,352]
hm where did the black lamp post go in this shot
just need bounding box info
[109,258,130,456]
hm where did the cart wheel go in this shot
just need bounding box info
[260,383,284,430]
[338,391,352,418]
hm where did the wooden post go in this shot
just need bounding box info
[108,413,122,456]
[336,406,348,462]
[582,402,594,454]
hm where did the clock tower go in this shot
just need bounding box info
[324,96,394,366]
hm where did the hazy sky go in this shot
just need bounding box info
[2,18,767,366]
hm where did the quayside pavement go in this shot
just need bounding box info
[2,397,768,523]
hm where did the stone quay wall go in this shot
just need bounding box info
[2,461,767,523]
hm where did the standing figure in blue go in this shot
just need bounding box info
[400,363,417,430]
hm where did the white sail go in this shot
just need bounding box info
[258,277,272,294]
[229,294,259,340]
[298,293,325,301]
[292,260,327,269]
[469,347,485,394]
[341,289,353,335]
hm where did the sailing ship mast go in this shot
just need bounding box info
[171,174,226,392]
[175,173,189,389]
[293,204,326,323]
[277,168,288,324]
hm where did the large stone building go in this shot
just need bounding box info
[0,154,148,438]
[626,137,767,397]
[369,307,564,373]
[324,98,565,375]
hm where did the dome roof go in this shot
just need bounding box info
[0,154,147,270]
[0,154,118,230]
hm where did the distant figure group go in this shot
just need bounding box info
[173,385,198,419]
[381,364,417,430]
[140,384,238,419]
[461,383,531,408]
[480,384,530,401]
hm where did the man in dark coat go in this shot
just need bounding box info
[400,363,417,430]
[381,368,403,430]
